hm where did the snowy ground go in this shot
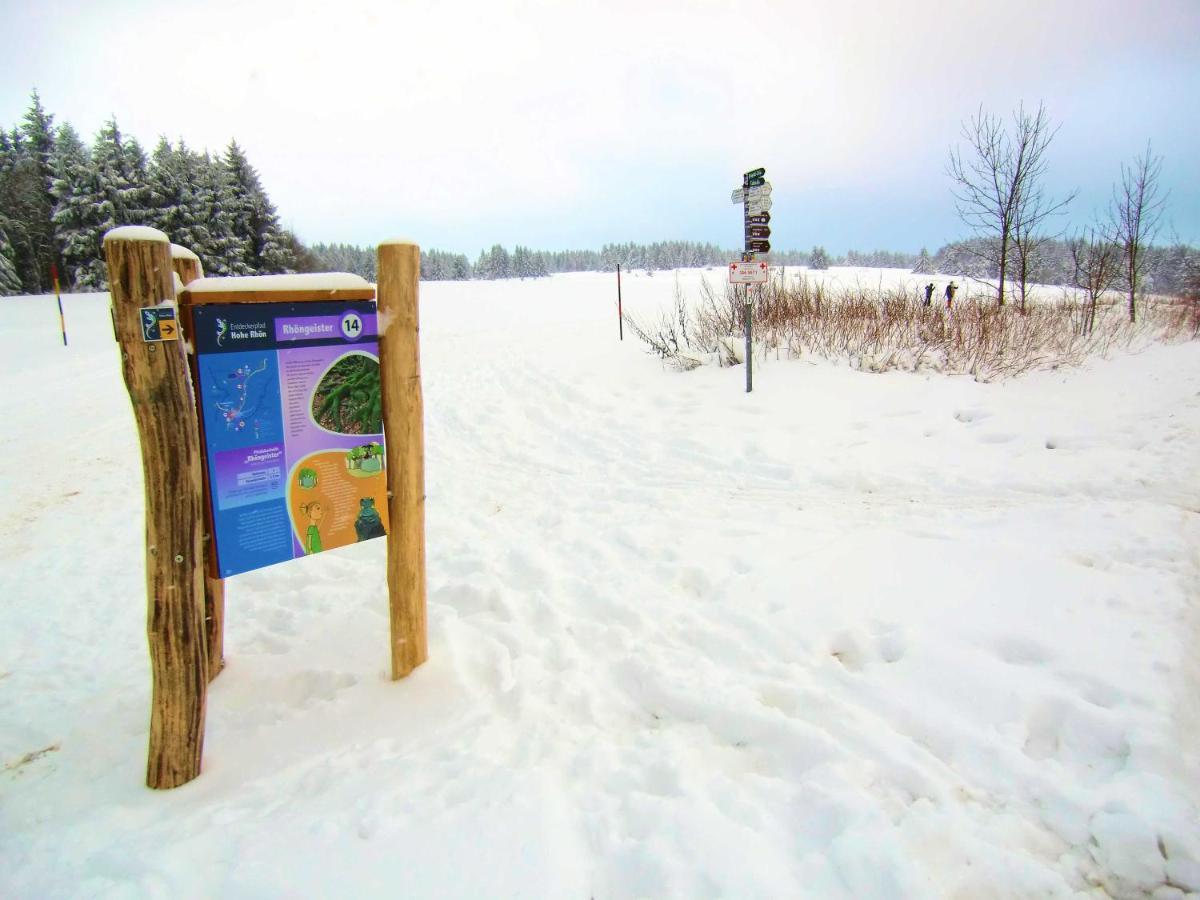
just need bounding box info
[2,269,1198,898]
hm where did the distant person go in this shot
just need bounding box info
[945,281,958,309]
[924,283,935,306]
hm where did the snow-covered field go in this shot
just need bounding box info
[2,269,1198,898]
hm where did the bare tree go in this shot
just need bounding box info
[949,103,1068,308]
[1110,142,1167,323]
[1070,227,1120,336]
[1012,162,1076,315]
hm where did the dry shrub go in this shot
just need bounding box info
[625,274,1197,380]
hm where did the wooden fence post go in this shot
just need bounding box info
[376,242,428,679]
[169,243,203,286]
[170,244,223,683]
[105,226,208,789]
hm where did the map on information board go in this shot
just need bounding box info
[192,301,389,577]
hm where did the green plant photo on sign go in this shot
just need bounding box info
[312,353,382,434]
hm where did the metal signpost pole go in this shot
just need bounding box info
[730,168,770,395]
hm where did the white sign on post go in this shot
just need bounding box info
[728,260,769,284]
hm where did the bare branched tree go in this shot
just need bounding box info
[1012,161,1076,315]
[1070,227,1120,336]
[949,103,1069,308]
[1110,142,1167,323]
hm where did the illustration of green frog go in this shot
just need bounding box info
[354,497,387,541]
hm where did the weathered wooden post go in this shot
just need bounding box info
[376,241,428,678]
[170,243,203,287]
[169,244,223,683]
[104,226,208,788]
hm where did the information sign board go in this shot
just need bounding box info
[729,260,769,284]
[192,301,389,577]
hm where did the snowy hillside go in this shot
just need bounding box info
[2,270,1199,898]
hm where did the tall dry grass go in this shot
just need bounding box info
[626,274,1197,380]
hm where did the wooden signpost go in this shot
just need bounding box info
[105,226,428,789]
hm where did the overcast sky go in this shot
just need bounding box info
[2,0,1197,256]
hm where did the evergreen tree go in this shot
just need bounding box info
[912,247,934,274]
[192,150,250,276]
[0,222,22,294]
[16,90,57,291]
[810,246,830,269]
[91,118,151,229]
[49,123,106,289]
[224,140,294,274]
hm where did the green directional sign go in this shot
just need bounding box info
[744,167,766,180]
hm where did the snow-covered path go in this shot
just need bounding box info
[2,271,1198,898]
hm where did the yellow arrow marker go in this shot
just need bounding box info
[158,319,178,341]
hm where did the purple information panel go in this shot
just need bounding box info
[192,301,389,577]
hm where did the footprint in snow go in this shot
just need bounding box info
[953,408,991,424]
[993,635,1055,666]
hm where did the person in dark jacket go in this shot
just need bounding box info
[924,283,935,306]
[944,281,958,308]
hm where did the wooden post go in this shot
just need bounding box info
[376,241,428,679]
[170,244,223,682]
[169,243,203,287]
[104,226,208,789]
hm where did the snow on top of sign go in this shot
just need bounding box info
[103,225,169,244]
[378,237,418,247]
[184,273,372,292]
[169,244,200,261]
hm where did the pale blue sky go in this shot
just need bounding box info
[2,0,1197,255]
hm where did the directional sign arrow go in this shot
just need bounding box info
[746,225,771,238]
[746,182,772,198]
[744,167,766,180]
[747,197,772,213]
[731,187,746,203]
[749,240,771,254]
[158,318,178,340]
[745,176,766,188]
[746,213,771,225]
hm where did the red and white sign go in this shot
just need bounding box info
[728,260,769,284]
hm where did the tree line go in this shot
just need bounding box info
[3,92,1195,304]
[0,91,298,294]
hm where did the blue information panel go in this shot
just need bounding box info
[192,301,388,577]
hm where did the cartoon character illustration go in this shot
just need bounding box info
[216,317,229,347]
[298,468,318,489]
[300,501,324,554]
[345,442,384,474]
[354,497,387,541]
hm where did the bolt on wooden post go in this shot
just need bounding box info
[376,241,428,679]
[104,226,208,789]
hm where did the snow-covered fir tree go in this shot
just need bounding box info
[16,91,57,292]
[49,123,107,289]
[912,247,934,274]
[192,150,250,276]
[0,222,22,295]
[223,140,294,274]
